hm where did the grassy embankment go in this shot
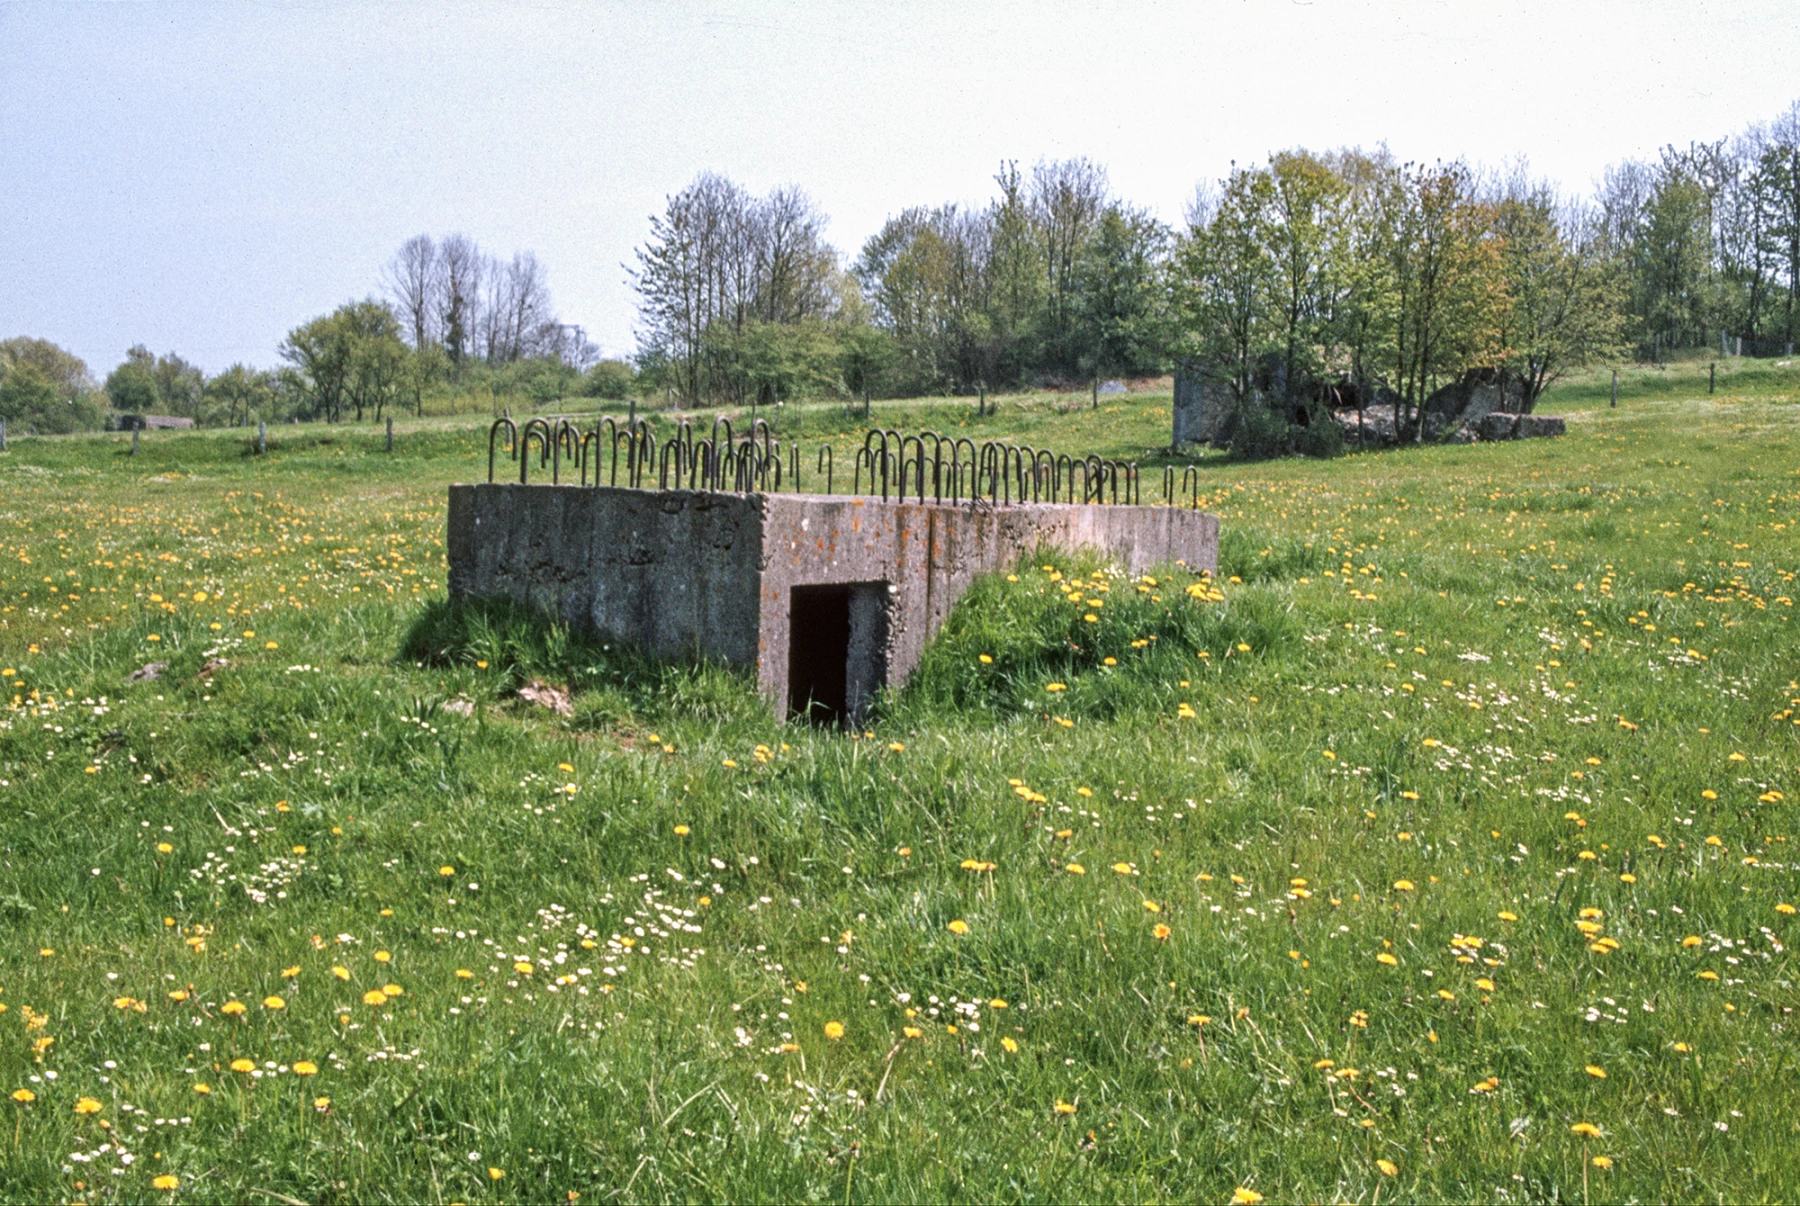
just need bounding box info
[0,357,1796,1202]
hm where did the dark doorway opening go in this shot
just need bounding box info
[788,582,888,725]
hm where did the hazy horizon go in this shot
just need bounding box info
[3,0,1797,378]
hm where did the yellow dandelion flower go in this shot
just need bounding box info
[1682,936,1702,948]
[1393,879,1415,892]
[220,1001,247,1016]
[1585,1065,1606,1079]
[456,969,474,979]
[382,984,402,998]
[1112,862,1134,875]
[439,865,455,877]
[1000,1036,1019,1053]
[332,966,351,980]
[262,995,285,1010]
[1376,1159,1398,1177]
[230,1059,254,1073]
[153,1174,180,1190]
[1570,1122,1601,1137]
[372,950,392,963]
[362,990,388,1006]
[292,1061,318,1075]
[1232,1190,1264,1205]
[193,1084,210,1095]
[902,1026,923,1039]
[513,961,534,975]
[1777,903,1797,915]
[74,1097,103,1114]
[946,919,970,935]
[1153,923,1172,941]
[1591,1155,1613,1169]
[489,1168,505,1181]
[1064,863,1085,874]
[1376,952,1399,966]
[1053,1099,1076,1115]
[11,1088,37,1104]
[313,1096,331,1110]
[673,825,690,836]
[281,966,300,978]
[823,1021,845,1039]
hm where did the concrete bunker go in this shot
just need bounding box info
[448,482,1220,721]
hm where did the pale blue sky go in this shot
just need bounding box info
[3,0,1796,377]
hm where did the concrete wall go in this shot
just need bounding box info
[447,484,765,665]
[447,484,1220,717]
[752,493,1217,705]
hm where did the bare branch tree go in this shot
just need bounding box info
[383,234,440,349]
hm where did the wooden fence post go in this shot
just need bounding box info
[1610,370,1618,408]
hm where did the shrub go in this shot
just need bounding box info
[582,359,637,400]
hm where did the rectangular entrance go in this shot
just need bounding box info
[788,582,889,725]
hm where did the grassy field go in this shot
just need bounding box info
[0,358,1796,1203]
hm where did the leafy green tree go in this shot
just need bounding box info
[202,364,276,426]
[0,338,103,434]
[1635,167,1718,353]
[280,300,407,422]
[103,346,160,414]
[1265,150,1348,402]
[1325,148,1406,423]
[1493,187,1624,410]
[835,326,897,403]
[1171,165,1276,406]
[582,359,637,400]
[1391,163,1510,432]
[1756,134,1800,344]
[1074,205,1171,380]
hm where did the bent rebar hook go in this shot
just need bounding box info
[487,418,517,483]
[518,418,552,485]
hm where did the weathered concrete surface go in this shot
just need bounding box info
[447,484,1220,717]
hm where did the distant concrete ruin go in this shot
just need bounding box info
[448,484,1219,723]
[106,414,196,432]
[1173,362,1565,452]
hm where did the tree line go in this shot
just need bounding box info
[4,97,1797,435]
[631,98,1800,408]
[0,235,636,433]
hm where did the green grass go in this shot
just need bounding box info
[0,363,1798,1202]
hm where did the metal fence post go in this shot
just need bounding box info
[258,420,266,455]
[386,416,394,452]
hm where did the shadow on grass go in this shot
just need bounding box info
[399,596,767,728]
